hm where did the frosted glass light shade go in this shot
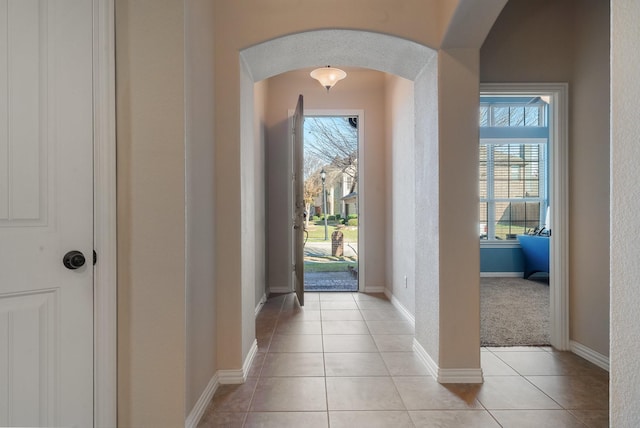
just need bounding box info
[310,66,347,91]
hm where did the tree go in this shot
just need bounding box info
[305,116,358,189]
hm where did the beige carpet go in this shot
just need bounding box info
[481,276,550,346]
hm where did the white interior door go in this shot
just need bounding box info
[0,1,94,426]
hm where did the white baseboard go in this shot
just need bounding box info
[387,290,415,328]
[184,340,259,427]
[413,338,439,380]
[218,339,259,385]
[570,340,610,372]
[269,286,291,294]
[255,293,267,316]
[185,373,219,428]
[480,272,524,278]
[438,368,484,383]
[413,338,484,384]
[362,285,385,293]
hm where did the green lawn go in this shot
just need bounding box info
[305,221,358,242]
[304,261,357,273]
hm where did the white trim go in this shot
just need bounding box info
[255,293,267,316]
[570,340,610,372]
[480,241,521,249]
[269,286,291,294]
[93,1,117,427]
[437,368,484,384]
[480,83,570,351]
[184,373,219,428]
[413,339,484,384]
[219,339,259,385]
[413,338,439,380]
[386,290,415,328]
[361,285,385,294]
[480,272,524,278]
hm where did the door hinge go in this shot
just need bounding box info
[93,250,97,265]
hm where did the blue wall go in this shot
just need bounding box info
[480,246,524,273]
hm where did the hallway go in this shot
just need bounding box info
[198,292,608,427]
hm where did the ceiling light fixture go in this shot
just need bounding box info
[310,66,347,91]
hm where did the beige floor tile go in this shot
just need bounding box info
[275,320,322,335]
[568,410,609,428]
[279,308,322,321]
[490,409,588,427]
[244,411,329,428]
[476,376,561,410]
[321,309,364,320]
[393,376,483,410]
[261,352,325,377]
[326,377,405,410]
[360,309,406,321]
[301,300,322,309]
[494,351,574,376]
[246,352,266,378]
[329,410,414,428]
[356,300,395,310]
[381,352,431,376]
[320,301,360,310]
[366,320,413,335]
[197,411,246,428]
[325,352,389,377]
[526,375,609,410]
[372,334,414,351]
[323,334,378,353]
[322,320,370,334]
[409,410,501,427]
[268,334,323,352]
[251,377,327,411]
[206,378,258,413]
[481,351,520,376]
[318,292,357,301]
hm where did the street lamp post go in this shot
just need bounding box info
[321,168,328,241]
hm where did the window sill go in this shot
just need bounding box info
[480,240,521,249]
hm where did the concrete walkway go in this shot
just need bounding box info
[304,271,357,291]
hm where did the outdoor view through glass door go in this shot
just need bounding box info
[303,116,359,291]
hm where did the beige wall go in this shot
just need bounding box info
[611,0,640,423]
[385,74,416,313]
[185,0,217,415]
[116,0,187,425]
[264,69,387,292]
[480,0,610,356]
[254,80,268,308]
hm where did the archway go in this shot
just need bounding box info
[239,30,483,382]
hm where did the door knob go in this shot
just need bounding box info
[63,250,86,270]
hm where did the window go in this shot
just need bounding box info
[480,98,549,241]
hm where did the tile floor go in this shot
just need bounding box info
[198,292,608,428]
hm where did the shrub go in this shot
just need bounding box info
[327,215,336,221]
[347,218,358,226]
[347,214,358,220]
[312,215,320,221]
[335,214,342,220]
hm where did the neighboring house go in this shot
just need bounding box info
[313,163,358,218]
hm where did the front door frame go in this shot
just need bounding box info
[93,0,117,426]
[288,109,365,293]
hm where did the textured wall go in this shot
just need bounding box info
[611,0,640,425]
[116,0,186,425]
[185,0,217,416]
[385,74,416,314]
